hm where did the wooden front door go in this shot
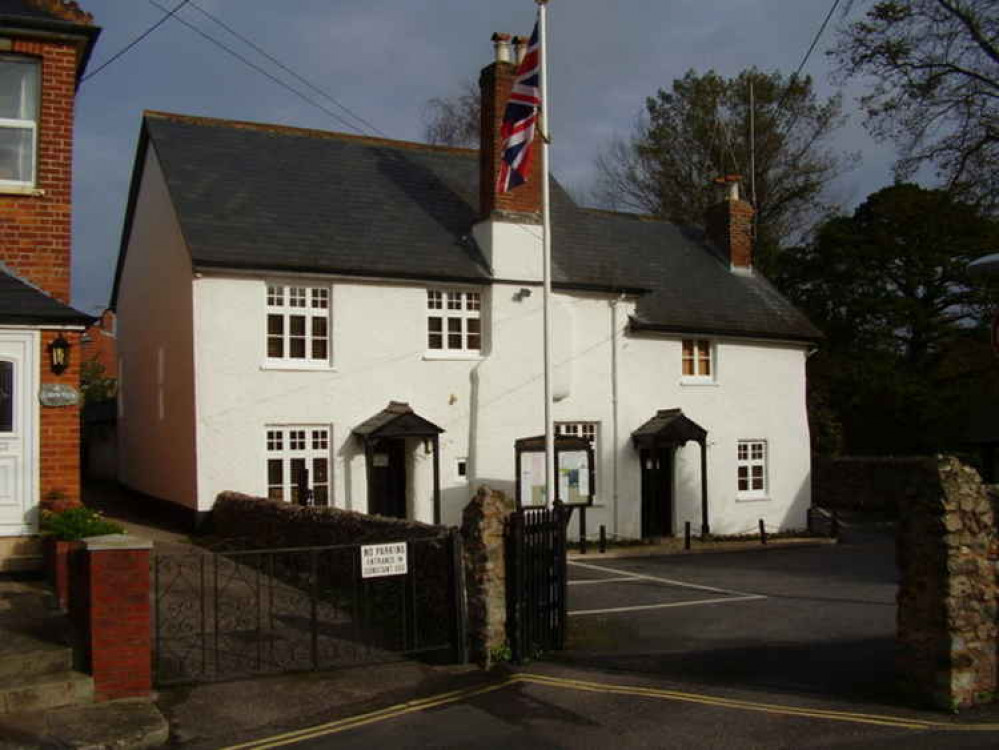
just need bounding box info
[640,446,673,538]
[369,439,407,519]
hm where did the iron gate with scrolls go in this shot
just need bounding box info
[152,533,466,685]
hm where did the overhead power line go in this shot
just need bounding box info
[774,0,842,130]
[184,0,387,138]
[147,0,372,136]
[81,0,190,83]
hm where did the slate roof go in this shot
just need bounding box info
[0,266,91,326]
[121,111,821,343]
[353,402,444,439]
[631,409,708,447]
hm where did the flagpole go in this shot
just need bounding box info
[537,0,555,507]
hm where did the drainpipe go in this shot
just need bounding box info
[610,295,624,537]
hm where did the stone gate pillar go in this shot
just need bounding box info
[461,486,514,667]
[897,456,998,709]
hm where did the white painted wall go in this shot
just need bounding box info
[122,202,811,537]
[115,147,199,510]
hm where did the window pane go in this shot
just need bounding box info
[267,285,283,306]
[447,292,462,310]
[428,317,442,333]
[267,314,283,335]
[448,333,462,349]
[427,290,442,310]
[0,126,33,183]
[268,459,283,486]
[698,357,710,376]
[289,316,306,336]
[311,339,327,360]
[290,338,306,358]
[313,486,329,506]
[0,60,37,120]
[466,318,481,350]
[268,486,284,502]
[682,340,693,357]
[428,333,442,349]
[0,361,12,432]
[291,457,307,482]
[267,337,284,358]
[447,318,462,332]
[313,458,328,483]
[682,357,694,376]
[312,316,327,338]
[466,292,481,310]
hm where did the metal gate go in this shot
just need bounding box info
[152,532,467,685]
[505,503,568,662]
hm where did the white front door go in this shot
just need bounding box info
[0,332,37,535]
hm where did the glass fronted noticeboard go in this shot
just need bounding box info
[514,435,595,508]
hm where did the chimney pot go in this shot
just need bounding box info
[512,35,527,64]
[491,32,513,64]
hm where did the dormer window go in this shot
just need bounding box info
[0,57,39,188]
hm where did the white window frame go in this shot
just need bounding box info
[455,456,468,483]
[265,283,332,369]
[736,439,768,500]
[425,288,482,357]
[265,424,332,506]
[680,338,715,383]
[0,56,39,190]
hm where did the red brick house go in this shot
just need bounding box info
[0,0,99,570]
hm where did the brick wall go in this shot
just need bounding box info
[40,330,81,506]
[705,197,754,270]
[0,39,78,303]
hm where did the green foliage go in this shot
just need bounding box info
[40,507,125,541]
[594,68,853,272]
[489,642,512,664]
[80,358,117,405]
[774,184,999,455]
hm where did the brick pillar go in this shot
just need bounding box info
[77,534,153,701]
[896,456,998,709]
[461,486,514,667]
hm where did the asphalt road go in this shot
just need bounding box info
[222,527,999,750]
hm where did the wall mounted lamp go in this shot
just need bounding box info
[48,335,70,375]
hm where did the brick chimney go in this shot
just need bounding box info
[479,32,542,220]
[705,175,754,273]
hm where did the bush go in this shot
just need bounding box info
[40,507,125,541]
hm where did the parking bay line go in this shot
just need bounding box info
[569,559,765,599]
[569,594,765,617]
[568,576,645,586]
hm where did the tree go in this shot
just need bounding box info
[832,0,999,210]
[593,69,854,272]
[774,183,999,454]
[422,79,480,147]
[80,358,116,405]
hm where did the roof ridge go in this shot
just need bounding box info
[582,207,668,223]
[21,0,93,25]
[144,110,478,157]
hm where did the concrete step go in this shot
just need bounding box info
[0,634,71,680]
[0,697,168,750]
[0,670,94,715]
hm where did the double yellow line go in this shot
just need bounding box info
[222,672,999,749]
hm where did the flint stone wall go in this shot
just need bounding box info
[897,456,998,709]
[461,486,514,667]
[211,492,444,547]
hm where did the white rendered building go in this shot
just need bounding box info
[111,39,820,539]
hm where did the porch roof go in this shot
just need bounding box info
[631,408,707,448]
[353,401,444,440]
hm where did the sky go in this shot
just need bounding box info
[69,0,898,315]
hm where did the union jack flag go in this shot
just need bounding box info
[496,20,541,193]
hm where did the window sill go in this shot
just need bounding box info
[261,362,337,372]
[422,351,483,362]
[0,185,43,197]
[679,378,719,387]
[735,495,770,503]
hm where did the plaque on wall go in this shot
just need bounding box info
[39,384,79,407]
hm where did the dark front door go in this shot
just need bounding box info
[641,446,673,538]
[369,439,407,518]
